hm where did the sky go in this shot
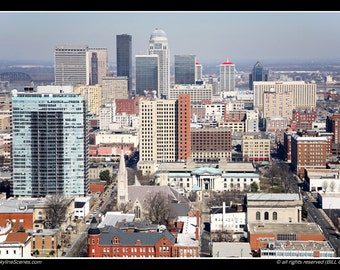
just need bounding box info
[1,11,340,65]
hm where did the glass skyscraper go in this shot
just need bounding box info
[135,55,159,98]
[11,90,89,197]
[174,55,196,85]
[116,34,133,94]
[249,61,268,90]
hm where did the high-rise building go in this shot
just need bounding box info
[116,34,133,94]
[326,113,340,154]
[291,134,327,177]
[135,54,159,98]
[73,84,102,116]
[55,45,88,86]
[55,45,108,86]
[90,52,98,85]
[195,61,203,83]
[148,28,170,99]
[88,47,109,85]
[137,94,191,175]
[178,94,191,161]
[11,89,89,197]
[101,76,129,104]
[249,61,268,90]
[174,55,196,85]
[219,59,236,94]
[253,81,316,115]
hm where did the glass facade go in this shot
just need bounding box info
[174,55,196,85]
[11,91,89,197]
[135,55,159,97]
[249,61,268,90]
[116,34,133,94]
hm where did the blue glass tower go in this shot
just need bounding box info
[11,90,89,197]
[135,55,159,98]
[249,61,268,90]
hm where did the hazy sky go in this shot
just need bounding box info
[1,11,340,65]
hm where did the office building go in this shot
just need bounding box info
[220,59,236,94]
[253,81,317,116]
[55,45,108,86]
[148,28,170,99]
[137,94,191,175]
[101,76,129,104]
[326,113,340,153]
[73,84,102,116]
[116,34,133,94]
[195,61,203,83]
[54,45,88,86]
[88,47,108,85]
[135,55,159,98]
[290,133,328,177]
[249,61,268,90]
[174,54,196,85]
[169,84,213,103]
[11,90,89,197]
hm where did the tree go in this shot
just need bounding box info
[117,202,131,214]
[144,191,170,225]
[99,169,111,185]
[322,181,329,193]
[45,194,69,229]
[251,182,259,192]
[329,181,336,192]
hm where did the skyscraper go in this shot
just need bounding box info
[249,61,268,90]
[148,28,170,99]
[11,89,89,197]
[135,54,159,98]
[174,55,196,85]
[90,52,98,85]
[54,45,88,86]
[54,45,108,86]
[116,34,133,94]
[195,61,203,83]
[137,94,191,175]
[88,47,109,85]
[219,59,236,94]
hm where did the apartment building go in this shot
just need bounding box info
[73,84,102,116]
[137,95,191,175]
[190,126,232,163]
[290,133,328,177]
[241,134,271,163]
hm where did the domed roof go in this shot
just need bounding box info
[149,28,168,42]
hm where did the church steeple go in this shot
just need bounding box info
[116,150,128,208]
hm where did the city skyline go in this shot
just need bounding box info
[1,11,340,65]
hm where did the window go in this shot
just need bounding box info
[264,212,269,220]
[256,211,260,220]
[273,212,277,220]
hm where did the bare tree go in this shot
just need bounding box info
[144,191,170,225]
[322,181,329,193]
[45,194,69,228]
[329,181,336,192]
[117,202,131,214]
[278,162,292,192]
